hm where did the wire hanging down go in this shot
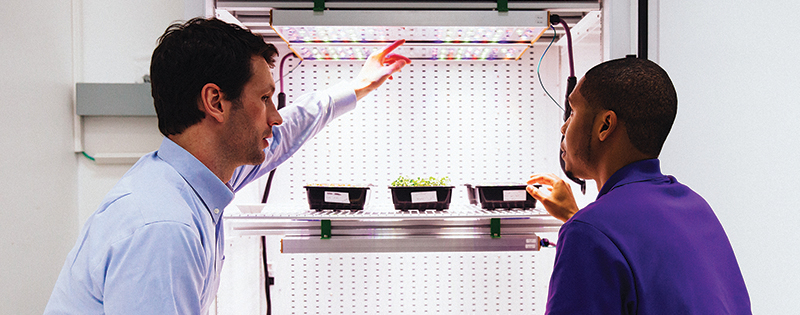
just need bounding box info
[275,55,302,86]
[537,26,563,111]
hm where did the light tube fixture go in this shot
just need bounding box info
[267,9,551,61]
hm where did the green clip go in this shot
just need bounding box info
[490,218,501,238]
[314,0,325,12]
[496,0,509,12]
[321,220,332,239]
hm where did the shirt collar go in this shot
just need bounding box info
[155,137,234,223]
[597,158,664,199]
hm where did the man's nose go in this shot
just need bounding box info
[269,110,283,127]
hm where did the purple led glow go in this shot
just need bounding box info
[274,26,543,44]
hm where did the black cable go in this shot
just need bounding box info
[261,236,273,315]
[551,14,587,195]
[638,0,648,60]
[261,53,294,204]
[537,26,563,111]
[261,52,296,315]
[261,168,278,204]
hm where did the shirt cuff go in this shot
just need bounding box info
[325,82,358,120]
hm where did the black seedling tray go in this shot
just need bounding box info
[304,186,370,210]
[475,185,538,210]
[465,184,479,206]
[389,186,454,211]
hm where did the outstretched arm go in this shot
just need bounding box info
[351,40,411,100]
[527,173,580,222]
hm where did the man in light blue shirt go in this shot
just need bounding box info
[44,18,409,314]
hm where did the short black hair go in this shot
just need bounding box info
[580,57,678,156]
[150,18,278,136]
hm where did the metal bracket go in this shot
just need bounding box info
[314,0,325,12]
[490,218,501,238]
[321,219,332,239]
[496,0,509,12]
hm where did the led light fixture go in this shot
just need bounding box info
[266,9,550,61]
[295,43,529,61]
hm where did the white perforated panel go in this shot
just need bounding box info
[218,42,571,315]
[263,45,565,208]
[275,252,538,314]
[216,233,560,315]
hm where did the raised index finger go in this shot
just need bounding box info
[373,39,406,59]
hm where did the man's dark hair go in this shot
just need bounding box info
[580,57,678,157]
[150,18,278,136]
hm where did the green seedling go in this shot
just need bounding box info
[391,175,451,187]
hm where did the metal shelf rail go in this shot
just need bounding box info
[224,204,562,253]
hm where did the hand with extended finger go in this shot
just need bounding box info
[527,173,580,222]
[352,39,412,100]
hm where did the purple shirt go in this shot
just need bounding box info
[546,159,751,314]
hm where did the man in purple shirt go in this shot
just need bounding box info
[527,57,751,314]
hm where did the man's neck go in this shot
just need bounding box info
[168,128,235,183]
[594,151,655,191]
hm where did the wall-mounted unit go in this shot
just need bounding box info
[214,1,600,60]
[268,9,549,60]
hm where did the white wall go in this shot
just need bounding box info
[656,0,800,313]
[4,0,799,313]
[0,0,200,313]
[75,0,196,224]
[0,1,76,313]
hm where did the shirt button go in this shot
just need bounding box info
[214,208,220,214]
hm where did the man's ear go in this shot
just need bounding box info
[200,83,226,123]
[597,110,617,141]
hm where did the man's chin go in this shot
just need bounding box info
[562,163,585,180]
[245,152,266,166]
[564,166,590,181]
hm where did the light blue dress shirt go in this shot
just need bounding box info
[45,85,356,314]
